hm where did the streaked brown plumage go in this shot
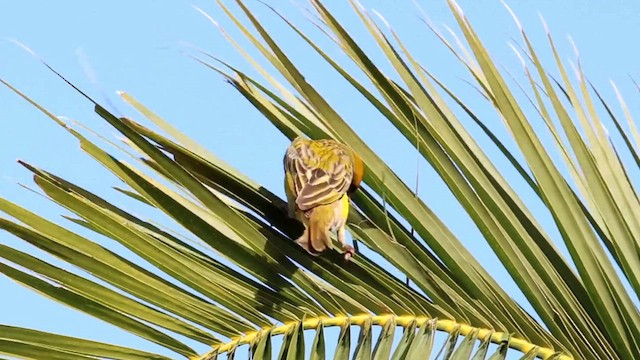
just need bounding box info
[284,137,364,260]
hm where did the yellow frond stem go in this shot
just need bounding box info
[194,315,572,360]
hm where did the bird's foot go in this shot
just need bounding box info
[342,244,355,262]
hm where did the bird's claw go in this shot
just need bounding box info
[342,244,355,262]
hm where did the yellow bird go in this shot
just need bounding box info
[284,137,364,260]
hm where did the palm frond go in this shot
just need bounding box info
[1,1,638,359]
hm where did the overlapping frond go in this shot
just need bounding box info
[1,1,638,359]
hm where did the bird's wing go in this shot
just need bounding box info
[285,139,353,211]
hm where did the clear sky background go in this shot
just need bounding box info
[1,1,640,359]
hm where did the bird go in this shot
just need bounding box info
[283,136,364,261]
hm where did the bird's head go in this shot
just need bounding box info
[349,152,364,193]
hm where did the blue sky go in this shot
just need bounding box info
[1,0,639,358]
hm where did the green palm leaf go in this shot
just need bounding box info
[1,1,638,359]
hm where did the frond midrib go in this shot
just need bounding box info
[195,314,572,360]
